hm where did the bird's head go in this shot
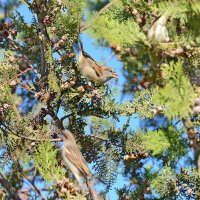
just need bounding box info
[59,130,73,141]
[102,67,118,81]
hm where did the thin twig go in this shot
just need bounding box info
[60,113,72,122]
[22,176,45,199]
[17,85,37,95]
[103,51,115,65]
[11,133,61,142]
[0,172,22,200]
[47,105,64,130]
[2,68,33,89]
[0,124,60,142]
[10,159,44,200]
[90,135,107,142]
[15,68,33,79]
[80,1,112,32]
[89,134,122,147]
[33,14,46,89]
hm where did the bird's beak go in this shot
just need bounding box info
[111,72,118,78]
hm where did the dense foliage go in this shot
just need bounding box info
[0,0,200,199]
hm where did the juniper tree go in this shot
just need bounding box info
[0,0,200,199]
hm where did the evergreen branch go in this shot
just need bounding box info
[47,105,64,130]
[8,39,34,68]
[17,85,37,95]
[12,133,61,142]
[90,133,122,148]
[12,160,46,200]
[182,118,200,171]
[80,1,113,32]
[21,172,45,200]
[39,40,46,84]
[0,124,60,142]
[90,134,108,142]
[15,67,33,79]
[0,172,22,200]
[2,67,33,89]
[60,113,72,122]
[33,14,46,89]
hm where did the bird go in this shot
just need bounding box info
[78,41,117,86]
[147,15,170,43]
[60,129,101,200]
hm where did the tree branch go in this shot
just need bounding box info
[0,172,22,200]
[0,124,61,142]
[80,1,112,32]
[21,172,45,200]
[47,105,64,130]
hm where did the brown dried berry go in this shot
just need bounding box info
[11,29,17,37]
[115,45,121,52]
[124,155,129,160]
[51,37,58,44]
[195,98,200,105]
[137,85,142,91]
[187,188,192,195]
[2,30,9,38]
[193,106,200,114]
[77,86,85,93]
[188,128,196,139]
[136,17,143,24]
[117,55,122,61]
[43,15,52,25]
[143,81,150,89]
[58,39,65,46]
[109,43,117,49]
[9,80,17,86]
[54,43,61,50]
[67,52,75,58]
[51,27,57,33]
[61,34,68,41]
[132,9,139,16]
[8,22,14,29]
[157,106,163,114]
[133,77,138,83]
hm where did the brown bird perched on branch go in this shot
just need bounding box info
[60,130,101,200]
[78,41,117,86]
[147,15,170,43]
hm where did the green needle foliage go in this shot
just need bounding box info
[33,141,65,182]
[0,0,200,199]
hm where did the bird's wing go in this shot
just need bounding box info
[91,60,103,77]
[82,51,103,77]
[103,66,113,72]
[64,143,91,177]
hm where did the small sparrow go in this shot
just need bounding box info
[60,130,100,200]
[147,15,170,43]
[78,42,117,86]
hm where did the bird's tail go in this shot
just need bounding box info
[79,39,84,52]
[78,39,94,60]
[86,177,101,200]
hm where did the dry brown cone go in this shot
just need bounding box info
[56,177,86,199]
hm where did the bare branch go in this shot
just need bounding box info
[103,52,115,65]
